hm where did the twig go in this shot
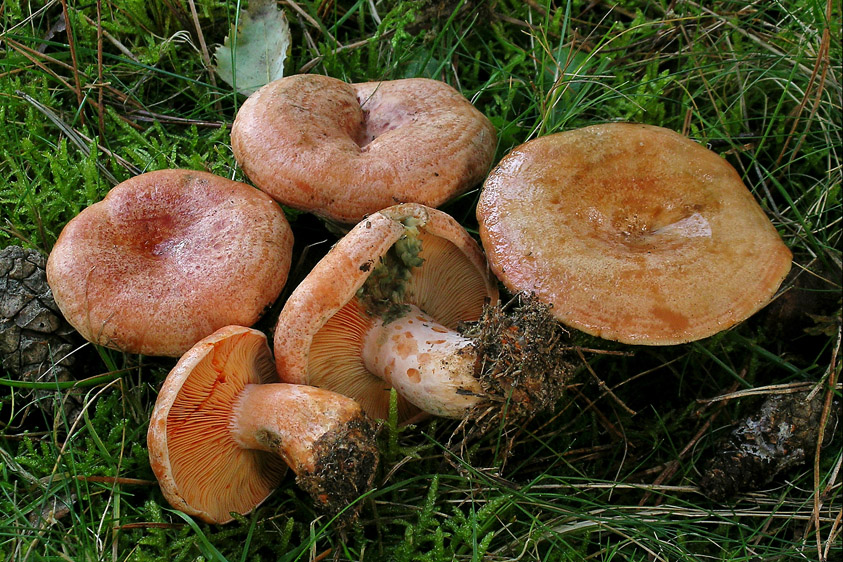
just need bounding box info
[825,508,843,562]
[571,386,626,442]
[124,109,225,128]
[283,0,342,47]
[298,35,389,74]
[17,91,141,182]
[5,37,77,93]
[96,0,105,136]
[59,0,85,126]
[576,348,636,415]
[186,0,221,112]
[774,0,833,172]
[73,475,156,486]
[76,11,139,62]
[699,381,842,403]
[810,324,841,559]
[115,522,185,529]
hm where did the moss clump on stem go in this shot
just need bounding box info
[358,221,425,322]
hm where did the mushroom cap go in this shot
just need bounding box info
[477,123,793,345]
[147,325,287,524]
[231,74,497,224]
[46,169,294,357]
[274,203,499,421]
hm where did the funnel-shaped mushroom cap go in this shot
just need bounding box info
[148,325,286,523]
[477,123,792,345]
[275,203,499,421]
[46,169,294,356]
[231,74,497,224]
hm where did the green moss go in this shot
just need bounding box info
[357,220,425,322]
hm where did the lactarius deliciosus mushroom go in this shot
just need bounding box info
[477,123,793,345]
[46,169,293,357]
[147,325,378,524]
[274,203,571,424]
[231,74,497,224]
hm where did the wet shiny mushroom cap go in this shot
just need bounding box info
[477,123,792,345]
[231,74,497,224]
[46,169,294,356]
[274,203,499,422]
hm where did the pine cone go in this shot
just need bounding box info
[700,389,838,502]
[1,245,77,384]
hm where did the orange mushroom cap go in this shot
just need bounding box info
[148,325,378,524]
[46,169,294,356]
[274,203,499,422]
[231,74,497,224]
[477,123,793,345]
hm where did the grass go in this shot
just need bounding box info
[1,0,841,560]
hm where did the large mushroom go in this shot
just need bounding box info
[231,74,497,224]
[477,123,793,345]
[147,325,378,524]
[274,203,570,424]
[46,169,293,357]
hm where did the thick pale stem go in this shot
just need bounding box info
[230,382,378,517]
[230,383,364,475]
[362,304,485,418]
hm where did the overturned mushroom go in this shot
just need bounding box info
[46,169,293,357]
[231,74,497,224]
[147,325,378,524]
[477,123,793,345]
[274,203,571,424]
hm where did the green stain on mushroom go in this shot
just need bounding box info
[358,222,425,322]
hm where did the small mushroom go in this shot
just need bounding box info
[231,74,497,224]
[147,325,379,524]
[274,203,570,424]
[46,169,294,357]
[477,123,793,345]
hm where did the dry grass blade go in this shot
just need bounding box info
[59,0,84,126]
[16,91,140,182]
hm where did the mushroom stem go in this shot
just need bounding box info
[230,383,379,516]
[148,325,379,524]
[232,383,367,473]
[362,304,485,418]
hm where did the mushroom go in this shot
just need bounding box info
[231,74,497,224]
[46,169,294,357]
[476,123,793,345]
[147,325,379,524]
[274,203,570,424]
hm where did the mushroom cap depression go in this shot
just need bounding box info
[147,325,287,523]
[274,203,499,422]
[46,169,293,356]
[477,123,792,345]
[231,74,497,224]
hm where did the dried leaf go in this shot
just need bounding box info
[213,0,290,95]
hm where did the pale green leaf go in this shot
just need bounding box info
[213,0,290,95]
